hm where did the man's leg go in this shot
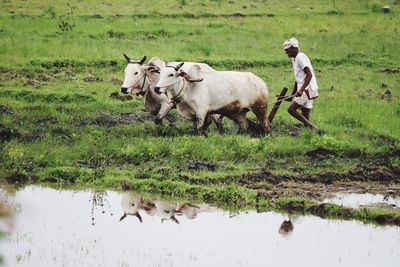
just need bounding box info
[288,102,318,129]
[301,107,311,121]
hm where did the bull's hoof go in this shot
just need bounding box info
[154,118,163,125]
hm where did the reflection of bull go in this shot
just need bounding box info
[155,201,181,224]
[156,202,221,224]
[176,204,200,220]
[119,190,220,224]
[119,192,156,223]
[119,192,143,222]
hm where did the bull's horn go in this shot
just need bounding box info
[123,53,131,62]
[188,77,203,82]
[119,213,127,221]
[139,56,147,65]
[174,62,184,71]
[171,216,180,224]
[135,213,143,223]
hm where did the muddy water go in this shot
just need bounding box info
[0,186,399,267]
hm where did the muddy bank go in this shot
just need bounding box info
[181,164,400,188]
[91,111,156,126]
[241,165,400,185]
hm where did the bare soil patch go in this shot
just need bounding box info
[0,123,21,142]
[92,112,156,126]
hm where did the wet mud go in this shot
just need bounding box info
[109,92,133,101]
[188,160,216,171]
[0,105,15,114]
[382,67,400,73]
[92,111,156,126]
[0,123,21,142]
[83,76,102,83]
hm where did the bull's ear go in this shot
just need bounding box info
[178,70,188,77]
[135,213,143,223]
[139,56,147,65]
[144,65,160,74]
[119,213,127,221]
[123,53,131,62]
[148,56,166,69]
[180,71,203,83]
[174,62,184,71]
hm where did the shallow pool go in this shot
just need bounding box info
[0,185,399,267]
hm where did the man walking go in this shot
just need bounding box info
[283,37,321,132]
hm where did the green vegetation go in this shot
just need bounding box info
[0,1,399,224]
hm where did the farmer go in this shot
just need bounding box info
[283,37,321,132]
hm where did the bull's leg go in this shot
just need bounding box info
[233,110,249,134]
[155,103,174,125]
[195,114,207,136]
[211,114,224,134]
[251,105,271,134]
[202,115,213,133]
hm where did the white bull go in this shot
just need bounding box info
[154,63,271,134]
[120,55,223,132]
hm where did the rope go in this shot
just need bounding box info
[156,78,183,89]
[126,75,145,92]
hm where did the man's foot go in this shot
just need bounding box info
[316,128,325,136]
[154,117,163,125]
[293,123,303,128]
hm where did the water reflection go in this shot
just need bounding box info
[323,192,400,208]
[278,218,294,237]
[119,192,145,222]
[118,191,219,224]
[0,185,399,267]
[90,191,114,225]
[0,188,15,265]
[277,215,303,239]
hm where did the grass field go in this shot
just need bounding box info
[1,1,399,223]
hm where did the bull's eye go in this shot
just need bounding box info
[168,74,173,77]
[134,72,138,75]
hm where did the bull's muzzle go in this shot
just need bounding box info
[120,87,128,94]
[154,86,161,95]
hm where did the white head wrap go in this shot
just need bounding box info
[283,37,299,50]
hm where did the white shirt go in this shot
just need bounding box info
[292,52,319,98]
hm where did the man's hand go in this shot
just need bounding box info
[295,90,303,97]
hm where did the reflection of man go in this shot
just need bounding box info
[278,219,294,238]
[283,37,321,133]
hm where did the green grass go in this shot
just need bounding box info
[0,1,399,224]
